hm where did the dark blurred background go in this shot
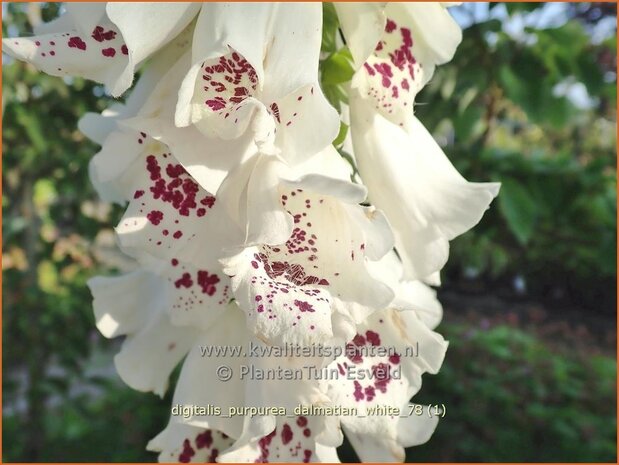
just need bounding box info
[2,2,617,462]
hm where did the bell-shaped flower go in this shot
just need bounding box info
[337,2,462,130]
[2,3,200,96]
[175,3,339,163]
[350,95,500,283]
[315,247,446,462]
[325,301,446,461]
[210,149,395,346]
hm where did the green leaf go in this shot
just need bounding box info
[321,2,339,53]
[321,48,355,85]
[498,177,538,245]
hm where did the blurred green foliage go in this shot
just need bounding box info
[415,3,617,311]
[2,3,124,461]
[3,2,617,463]
[411,323,617,462]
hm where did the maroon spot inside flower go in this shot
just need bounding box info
[197,270,220,296]
[281,423,293,445]
[365,330,381,346]
[293,300,315,313]
[178,439,195,463]
[353,380,365,401]
[174,272,193,289]
[92,26,117,42]
[147,210,163,225]
[195,430,213,449]
[373,362,392,393]
[257,430,276,462]
[102,47,116,57]
[68,36,87,51]
[270,102,281,123]
[365,385,376,401]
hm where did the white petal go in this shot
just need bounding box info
[171,303,247,439]
[222,246,335,346]
[88,128,145,203]
[392,281,443,330]
[270,84,340,165]
[88,269,163,338]
[106,3,199,66]
[396,2,462,85]
[3,21,131,96]
[350,95,500,281]
[289,145,353,182]
[346,405,439,462]
[186,3,323,106]
[79,27,193,145]
[246,155,296,246]
[128,113,256,196]
[366,252,443,328]
[221,175,394,345]
[350,2,462,129]
[114,142,220,264]
[220,416,338,463]
[350,14,425,130]
[334,3,386,68]
[162,259,231,330]
[79,104,126,146]
[397,404,439,448]
[65,3,107,37]
[120,50,256,196]
[148,423,234,463]
[242,341,331,412]
[114,309,200,397]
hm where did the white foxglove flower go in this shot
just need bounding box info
[327,252,447,461]
[214,150,395,346]
[176,3,340,163]
[350,96,500,282]
[339,3,499,283]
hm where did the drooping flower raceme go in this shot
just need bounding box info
[4,3,499,462]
